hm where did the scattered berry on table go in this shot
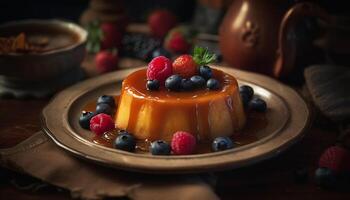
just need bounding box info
[165,74,182,91]
[147,56,173,84]
[148,9,178,38]
[181,79,195,91]
[171,131,197,155]
[315,167,337,188]
[147,80,160,91]
[164,26,193,54]
[121,33,161,61]
[172,55,197,78]
[97,95,115,107]
[318,146,350,174]
[114,133,136,152]
[207,78,220,90]
[212,137,234,152]
[190,75,206,89]
[79,111,95,130]
[150,140,171,155]
[96,103,113,115]
[199,66,212,80]
[95,50,119,73]
[239,85,254,101]
[249,98,267,112]
[90,113,115,136]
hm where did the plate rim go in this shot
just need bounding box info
[41,66,311,173]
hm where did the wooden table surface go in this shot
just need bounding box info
[0,66,349,200]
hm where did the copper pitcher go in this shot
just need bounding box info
[219,0,330,78]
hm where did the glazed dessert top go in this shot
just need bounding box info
[122,68,239,103]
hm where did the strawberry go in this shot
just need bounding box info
[148,9,178,38]
[164,26,195,54]
[171,131,197,155]
[318,146,350,174]
[172,55,197,78]
[86,21,124,53]
[95,49,119,73]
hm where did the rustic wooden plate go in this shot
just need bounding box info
[41,66,310,174]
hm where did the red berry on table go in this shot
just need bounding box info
[147,56,173,84]
[171,131,196,155]
[318,146,350,174]
[172,55,197,78]
[95,50,118,73]
[148,9,178,38]
[90,113,115,136]
[100,22,123,49]
[164,26,194,54]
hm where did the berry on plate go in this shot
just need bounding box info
[171,131,196,155]
[150,140,171,155]
[172,55,197,78]
[147,56,173,84]
[249,98,267,112]
[96,103,113,115]
[95,50,118,73]
[89,113,115,136]
[212,137,234,152]
[239,85,254,101]
[114,133,136,152]
[79,111,95,130]
[148,9,178,38]
[97,95,115,107]
[318,146,350,174]
[146,79,160,91]
[207,78,220,90]
[165,74,182,91]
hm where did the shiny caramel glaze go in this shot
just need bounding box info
[115,68,246,142]
[83,96,267,154]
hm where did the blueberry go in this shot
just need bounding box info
[97,95,115,107]
[151,47,172,59]
[239,85,254,101]
[181,79,195,91]
[207,78,220,90]
[315,168,337,188]
[199,66,212,80]
[79,111,95,129]
[96,103,113,115]
[190,75,206,89]
[249,98,267,112]
[147,79,160,91]
[150,140,171,155]
[240,93,250,109]
[165,74,182,91]
[212,137,234,152]
[114,133,136,152]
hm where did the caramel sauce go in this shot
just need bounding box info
[84,95,268,154]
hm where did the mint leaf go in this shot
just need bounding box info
[193,46,217,66]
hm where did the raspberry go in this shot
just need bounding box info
[147,56,173,84]
[172,55,197,78]
[318,146,350,174]
[89,113,115,136]
[171,131,196,155]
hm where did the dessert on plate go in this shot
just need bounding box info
[79,46,267,155]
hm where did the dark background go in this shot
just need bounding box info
[0,0,348,24]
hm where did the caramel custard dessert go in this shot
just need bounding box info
[116,68,245,142]
[79,47,267,155]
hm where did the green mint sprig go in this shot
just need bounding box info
[193,46,217,66]
[86,20,103,53]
